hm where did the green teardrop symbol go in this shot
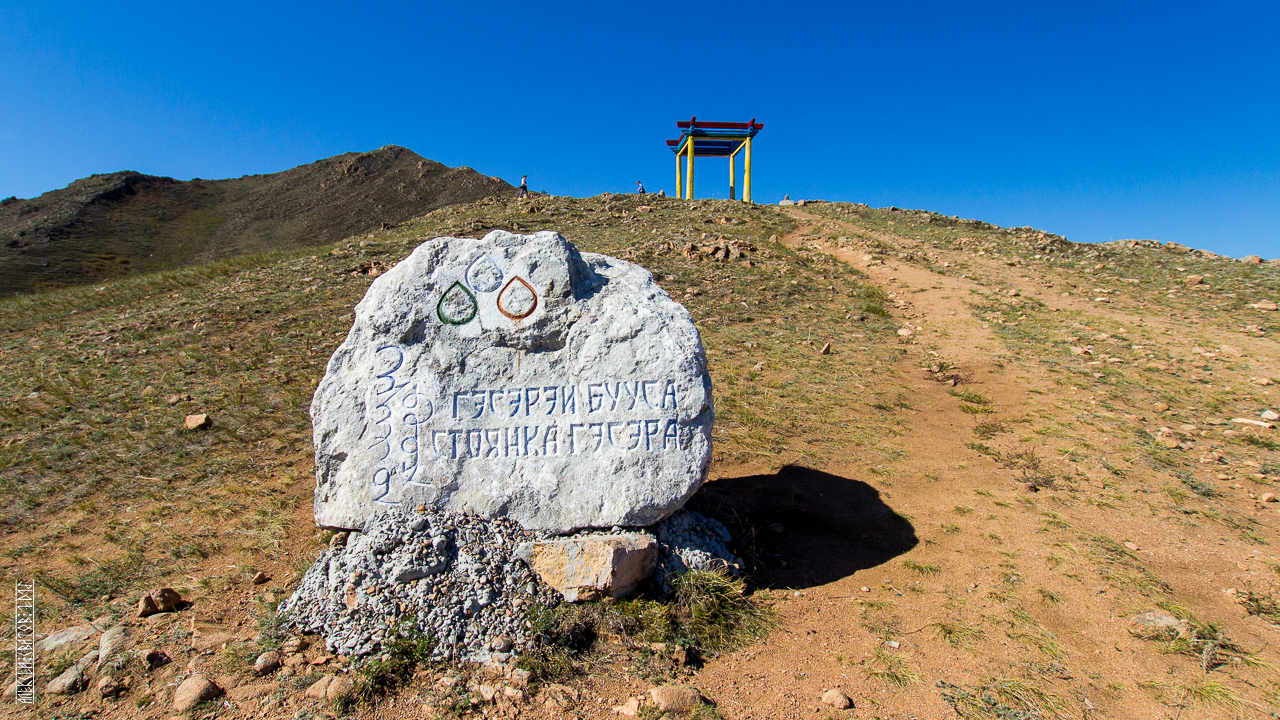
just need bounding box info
[436,281,478,326]
[497,276,538,319]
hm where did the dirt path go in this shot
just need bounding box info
[782,207,1008,367]
[654,210,1050,718]
[628,207,1280,719]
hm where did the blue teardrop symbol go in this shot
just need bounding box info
[465,254,504,293]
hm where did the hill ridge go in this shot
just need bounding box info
[0,145,513,297]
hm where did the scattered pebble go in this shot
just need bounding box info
[822,688,853,709]
[254,650,281,676]
[173,674,222,712]
[649,686,703,713]
[96,675,121,698]
[142,648,170,671]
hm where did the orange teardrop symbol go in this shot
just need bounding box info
[497,276,538,320]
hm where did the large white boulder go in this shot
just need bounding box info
[312,230,713,533]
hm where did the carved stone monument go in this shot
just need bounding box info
[312,230,713,533]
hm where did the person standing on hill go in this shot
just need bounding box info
[517,175,528,199]
[636,180,646,194]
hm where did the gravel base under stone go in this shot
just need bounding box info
[280,507,743,663]
[280,507,560,663]
[651,509,743,596]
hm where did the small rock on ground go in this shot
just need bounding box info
[46,650,98,695]
[254,651,281,676]
[173,674,222,712]
[281,636,309,654]
[304,676,331,699]
[97,625,126,670]
[137,595,159,618]
[326,676,355,701]
[97,675,122,697]
[649,686,702,713]
[822,688,853,709]
[35,624,98,655]
[152,587,182,612]
[142,648,170,670]
[1129,610,1189,640]
[529,532,658,602]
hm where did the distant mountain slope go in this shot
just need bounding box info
[0,145,514,297]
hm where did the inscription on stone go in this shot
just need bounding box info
[312,231,713,533]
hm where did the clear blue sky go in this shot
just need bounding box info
[3,1,1278,258]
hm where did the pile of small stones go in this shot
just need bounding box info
[280,506,743,663]
[651,509,743,596]
[280,507,560,663]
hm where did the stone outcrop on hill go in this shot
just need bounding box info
[0,145,513,297]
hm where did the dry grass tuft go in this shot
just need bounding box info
[864,647,920,687]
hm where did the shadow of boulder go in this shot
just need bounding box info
[688,465,918,590]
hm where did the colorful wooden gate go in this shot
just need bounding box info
[667,117,763,201]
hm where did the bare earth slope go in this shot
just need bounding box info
[1,194,1278,719]
[0,146,513,297]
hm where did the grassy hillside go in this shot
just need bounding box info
[2,192,1279,719]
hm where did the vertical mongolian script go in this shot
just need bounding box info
[367,346,434,505]
[14,578,34,704]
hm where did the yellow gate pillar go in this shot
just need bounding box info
[743,137,753,203]
[675,151,683,199]
[729,150,736,201]
[685,141,695,199]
